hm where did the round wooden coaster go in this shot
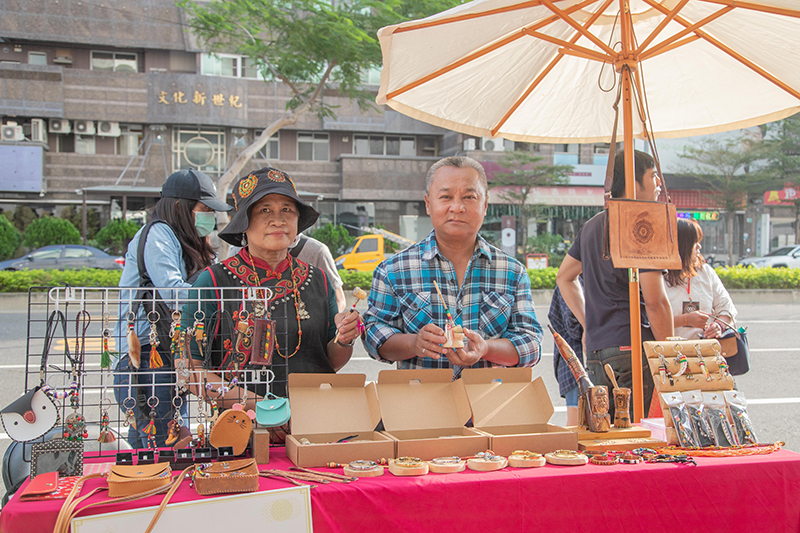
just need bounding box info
[466,457,508,472]
[343,464,384,477]
[388,459,429,476]
[428,459,466,474]
[508,454,546,468]
[544,450,589,466]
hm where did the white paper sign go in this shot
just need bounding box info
[72,485,312,533]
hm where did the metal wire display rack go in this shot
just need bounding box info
[15,285,291,460]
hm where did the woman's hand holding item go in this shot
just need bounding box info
[334,310,362,347]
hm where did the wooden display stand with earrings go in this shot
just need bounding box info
[644,338,734,445]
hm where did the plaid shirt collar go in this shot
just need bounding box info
[420,230,493,264]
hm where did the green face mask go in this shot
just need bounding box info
[194,211,216,237]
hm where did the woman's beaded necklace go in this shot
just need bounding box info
[245,249,303,358]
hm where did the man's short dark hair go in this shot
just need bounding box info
[610,149,655,199]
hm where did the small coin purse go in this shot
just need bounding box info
[255,395,290,428]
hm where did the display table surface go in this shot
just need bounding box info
[3,448,800,533]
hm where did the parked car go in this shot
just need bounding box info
[738,245,800,268]
[0,245,125,271]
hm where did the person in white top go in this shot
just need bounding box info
[664,219,737,340]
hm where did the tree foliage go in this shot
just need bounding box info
[680,135,777,265]
[763,113,800,244]
[11,205,37,234]
[179,0,464,255]
[492,151,572,255]
[22,217,81,249]
[0,215,22,260]
[95,219,142,255]
[311,223,354,257]
[60,206,101,240]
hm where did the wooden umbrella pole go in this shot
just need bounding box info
[619,0,645,422]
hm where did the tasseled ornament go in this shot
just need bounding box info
[143,418,156,436]
[98,410,116,443]
[149,345,164,369]
[100,334,112,369]
[127,321,141,368]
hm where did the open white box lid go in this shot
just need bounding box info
[461,368,554,429]
[376,369,472,432]
[288,373,381,436]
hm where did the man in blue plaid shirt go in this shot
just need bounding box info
[364,156,542,377]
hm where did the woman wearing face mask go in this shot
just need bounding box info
[114,169,232,448]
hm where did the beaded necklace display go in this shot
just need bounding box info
[245,250,302,358]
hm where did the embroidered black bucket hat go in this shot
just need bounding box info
[218,166,319,247]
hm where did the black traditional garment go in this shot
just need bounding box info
[184,249,337,397]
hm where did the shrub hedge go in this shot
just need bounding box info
[3,266,800,293]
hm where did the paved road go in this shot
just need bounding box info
[0,295,797,501]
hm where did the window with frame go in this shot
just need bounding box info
[28,52,47,65]
[359,67,382,85]
[256,132,280,161]
[75,135,96,155]
[172,127,226,177]
[353,135,415,156]
[200,53,265,80]
[91,51,138,72]
[298,132,329,161]
[117,125,143,156]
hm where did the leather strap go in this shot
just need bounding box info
[52,466,195,533]
[602,85,621,260]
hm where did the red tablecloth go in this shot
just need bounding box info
[3,448,800,533]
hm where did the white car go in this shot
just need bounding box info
[738,245,800,268]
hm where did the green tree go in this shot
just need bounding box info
[763,113,800,244]
[311,223,354,258]
[22,217,81,249]
[680,136,776,265]
[0,215,22,260]
[60,206,101,240]
[95,219,142,255]
[179,0,463,233]
[11,205,37,234]
[492,152,572,255]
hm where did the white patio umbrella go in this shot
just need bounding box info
[376,0,800,421]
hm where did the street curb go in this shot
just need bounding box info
[0,289,792,309]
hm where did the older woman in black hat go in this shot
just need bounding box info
[182,167,361,413]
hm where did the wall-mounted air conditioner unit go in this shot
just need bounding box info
[30,118,46,142]
[74,120,95,135]
[49,119,71,134]
[594,147,610,154]
[97,121,121,137]
[2,123,23,141]
[481,136,506,151]
[463,138,476,151]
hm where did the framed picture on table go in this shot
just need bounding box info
[30,439,83,478]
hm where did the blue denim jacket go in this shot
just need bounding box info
[114,222,190,352]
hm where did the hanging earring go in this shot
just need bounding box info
[241,233,248,247]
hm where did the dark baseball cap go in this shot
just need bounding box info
[161,169,232,212]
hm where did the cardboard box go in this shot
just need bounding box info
[250,428,270,465]
[286,374,395,467]
[377,369,490,460]
[461,368,578,456]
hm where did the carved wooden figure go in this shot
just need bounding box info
[587,386,612,433]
